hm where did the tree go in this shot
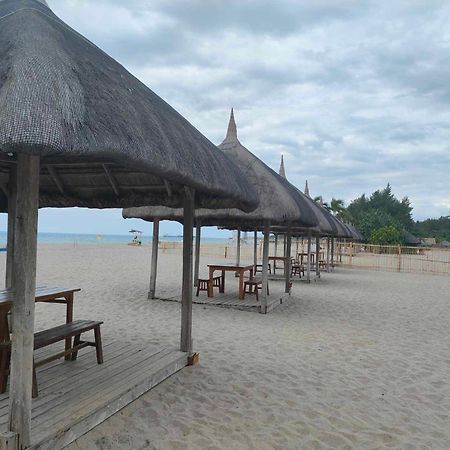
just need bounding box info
[347,184,414,240]
[369,226,403,245]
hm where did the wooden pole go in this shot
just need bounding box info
[148,219,159,299]
[8,155,40,449]
[180,187,194,354]
[397,244,401,272]
[306,232,311,282]
[330,237,335,272]
[193,222,201,287]
[261,222,270,313]
[326,237,331,273]
[236,229,241,265]
[284,227,292,293]
[5,166,17,290]
[274,233,278,257]
[315,236,320,277]
[253,231,257,270]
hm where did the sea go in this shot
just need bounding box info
[0,231,230,247]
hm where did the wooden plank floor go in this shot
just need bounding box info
[158,284,289,314]
[0,342,187,450]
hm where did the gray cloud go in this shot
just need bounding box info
[49,0,450,220]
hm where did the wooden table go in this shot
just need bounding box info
[268,256,288,274]
[208,264,254,300]
[0,286,81,373]
[298,252,316,265]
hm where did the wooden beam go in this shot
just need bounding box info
[236,229,241,268]
[180,187,194,353]
[315,236,320,277]
[274,233,278,256]
[330,237,335,272]
[8,154,40,449]
[102,164,119,196]
[326,237,331,273]
[306,231,312,282]
[46,165,65,194]
[163,180,172,198]
[193,222,201,288]
[148,220,160,300]
[5,166,17,289]
[0,182,8,198]
[261,222,270,313]
[284,227,292,294]
[253,231,257,270]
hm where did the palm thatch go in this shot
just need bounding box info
[123,110,318,230]
[0,0,257,211]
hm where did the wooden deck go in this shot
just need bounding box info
[158,285,289,314]
[0,342,187,449]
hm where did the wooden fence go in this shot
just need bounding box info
[159,239,450,276]
[336,242,450,276]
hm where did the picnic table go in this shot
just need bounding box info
[0,286,81,362]
[208,264,254,300]
[298,252,316,265]
[268,256,288,274]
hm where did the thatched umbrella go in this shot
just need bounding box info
[124,110,319,305]
[0,1,257,447]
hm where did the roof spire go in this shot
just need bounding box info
[279,155,286,179]
[224,108,238,142]
[304,179,310,197]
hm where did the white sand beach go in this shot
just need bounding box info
[2,243,449,450]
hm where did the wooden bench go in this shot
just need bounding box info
[243,277,269,301]
[196,276,222,297]
[0,319,103,398]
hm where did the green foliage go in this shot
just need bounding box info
[369,226,403,245]
[348,184,414,240]
[413,216,450,242]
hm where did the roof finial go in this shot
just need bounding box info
[224,108,238,142]
[304,179,310,197]
[279,155,286,179]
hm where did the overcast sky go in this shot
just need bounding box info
[3,0,450,236]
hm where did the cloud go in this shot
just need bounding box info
[46,0,450,225]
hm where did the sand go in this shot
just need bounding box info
[2,243,450,449]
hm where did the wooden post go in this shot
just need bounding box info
[349,241,353,266]
[284,227,292,293]
[0,432,18,450]
[397,244,401,272]
[330,237,335,272]
[326,237,330,273]
[193,222,201,287]
[315,236,320,277]
[295,237,299,258]
[180,187,195,354]
[253,231,257,270]
[8,155,40,449]
[6,166,17,290]
[148,219,159,299]
[236,230,241,266]
[261,222,270,313]
[274,233,278,257]
[306,231,311,282]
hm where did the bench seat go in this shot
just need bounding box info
[0,319,103,398]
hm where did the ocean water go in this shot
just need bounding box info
[0,231,229,246]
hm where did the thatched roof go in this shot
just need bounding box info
[123,110,319,230]
[0,0,257,212]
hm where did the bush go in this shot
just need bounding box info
[369,226,402,245]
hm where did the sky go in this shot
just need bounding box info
[2,0,450,236]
